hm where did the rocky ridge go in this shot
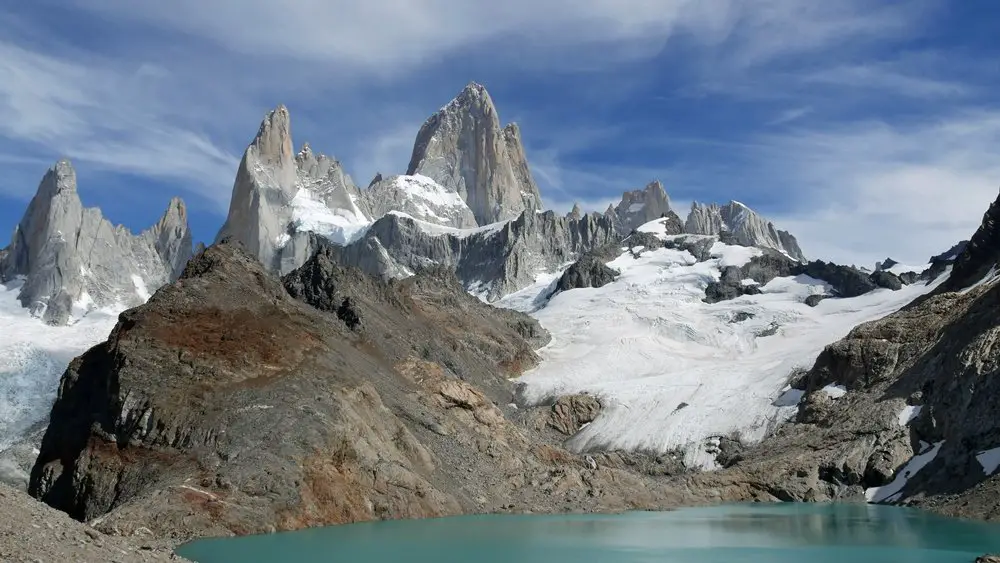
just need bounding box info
[686,201,805,262]
[0,160,193,325]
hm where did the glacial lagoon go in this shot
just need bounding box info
[176,503,1000,563]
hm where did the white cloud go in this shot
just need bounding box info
[802,64,971,99]
[767,107,814,126]
[758,112,1000,265]
[66,0,920,75]
[0,41,239,208]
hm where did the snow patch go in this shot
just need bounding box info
[711,242,762,268]
[897,405,922,427]
[821,384,847,399]
[386,211,509,238]
[391,174,474,224]
[288,186,370,246]
[865,441,944,503]
[976,446,1000,476]
[131,275,151,302]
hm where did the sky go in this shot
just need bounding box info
[1,1,999,266]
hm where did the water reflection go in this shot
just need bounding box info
[177,503,1000,563]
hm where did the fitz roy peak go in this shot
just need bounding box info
[0,160,193,325]
[406,81,544,226]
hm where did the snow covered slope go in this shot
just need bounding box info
[0,281,119,450]
[503,219,942,469]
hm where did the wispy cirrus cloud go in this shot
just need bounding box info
[0,40,239,206]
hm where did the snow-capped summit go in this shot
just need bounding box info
[686,200,805,262]
[0,160,192,325]
[406,82,543,226]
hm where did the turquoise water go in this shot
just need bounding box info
[176,503,1000,563]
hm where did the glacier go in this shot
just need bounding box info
[0,281,119,450]
[504,218,945,469]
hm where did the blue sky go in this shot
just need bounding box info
[1,1,999,266]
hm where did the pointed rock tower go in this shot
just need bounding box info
[215,105,368,273]
[613,180,673,232]
[215,105,299,270]
[406,82,543,226]
[0,160,193,324]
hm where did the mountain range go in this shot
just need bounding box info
[1,81,998,552]
[1,82,807,324]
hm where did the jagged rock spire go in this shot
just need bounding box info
[406,82,543,226]
[215,105,300,271]
[215,104,368,274]
[0,160,193,324]
[614,180,672,232]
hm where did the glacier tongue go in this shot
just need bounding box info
[504,219,943,469]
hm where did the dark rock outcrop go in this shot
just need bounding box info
[943,191,1000,291]
[869,270,904,291]
[547,395,602,436]
[553,244,623,294]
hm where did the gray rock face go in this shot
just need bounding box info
[684,201,805,261]
[331,210,620,301]
[614,181,672,232]
[215,105,298,271]
[406,82,543,226]
[294,143,366,221]
[215,106,369,273]
[363,174,478,229]
[0,160,193,324]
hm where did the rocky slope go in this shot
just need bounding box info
[406,82,543,226]
[0,160,193,325]
[0,483,188,562]
[27,242,688,542]
[681,191,1000,520]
